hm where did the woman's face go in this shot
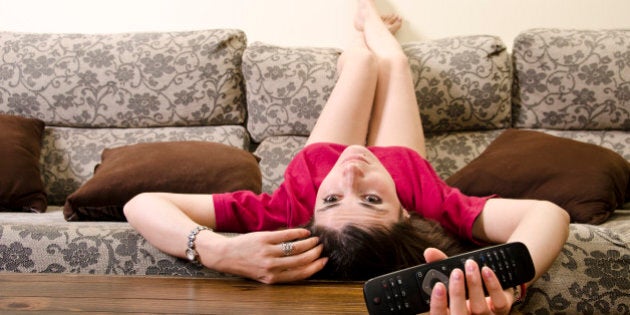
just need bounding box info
[313,145,407,230]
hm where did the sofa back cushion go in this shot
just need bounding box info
[403,35,512,132]
[243,43,340,143]
[512,28,630,130]
[0,29,247,127]
[244,36,512,143]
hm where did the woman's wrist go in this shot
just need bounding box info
[507,283,527,306]
[193,229,227,269]
[186,226,212,264]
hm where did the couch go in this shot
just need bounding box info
[0,28,628,314]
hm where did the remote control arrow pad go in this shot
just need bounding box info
[363,242,535,315]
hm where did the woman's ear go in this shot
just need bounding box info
[401,207,411,220]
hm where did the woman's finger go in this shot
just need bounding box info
[481,267,512,314]
[465,260,490,314]
[265,228,312,244]
[277,236,321,257]
[423,247,447,263]
[447,269,468,314]
[429,282,448,315]
[274,243,325,271]
[265,256,329,283]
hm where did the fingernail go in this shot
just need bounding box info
[451,268,463,281]
[433,282,445,297]
[482,267,493,279]
[465,259,475,272]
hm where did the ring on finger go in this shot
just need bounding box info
[280,242,295,256]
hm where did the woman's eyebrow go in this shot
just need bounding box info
[316,203,341,212]
[317,202,387,213]
[358,202,388,213]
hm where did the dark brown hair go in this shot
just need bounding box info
[306,213,473,280]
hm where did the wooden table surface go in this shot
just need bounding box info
[0,273,368,314]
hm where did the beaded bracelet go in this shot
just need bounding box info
[513,284,527,303]
[185,226,211,265]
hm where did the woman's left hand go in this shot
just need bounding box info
[424,248,516,315]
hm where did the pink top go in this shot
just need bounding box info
[213,143,492,241]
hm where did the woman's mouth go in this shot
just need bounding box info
[341,154,368,165]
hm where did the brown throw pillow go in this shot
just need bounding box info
[0,114,47,212]
[446,129,630,224]
[64,141,262,221]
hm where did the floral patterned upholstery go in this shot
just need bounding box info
[517,213,629,314]
[404,35,512,132]
[0,28,628,314]
[0,209,236,277]
[243,43,340,143]
[513,28,630,130]
[0,29,247,127]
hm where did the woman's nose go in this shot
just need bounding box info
[342,162,364,187]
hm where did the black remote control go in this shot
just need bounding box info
[363,242,535,315]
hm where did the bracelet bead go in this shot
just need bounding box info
[185,226,211,265]
[513,284,527,304]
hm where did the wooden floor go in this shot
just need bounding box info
[0,273,367,314]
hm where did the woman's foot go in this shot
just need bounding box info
[381,14,402,34]
[354,0,406,59]
[354,1,402,35]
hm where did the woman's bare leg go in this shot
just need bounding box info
[359,0,427,157]
[304,23,377,146]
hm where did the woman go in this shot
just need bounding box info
[124,1,569,313]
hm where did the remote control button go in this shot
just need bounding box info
[389,278,396,289]
[372,297,381,305]
[381,280,388,289]
[421,269,449,296]
[396,276,403,285]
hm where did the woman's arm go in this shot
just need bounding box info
[472,198,570,285]
[123,193,327,284]
[427,198,570,314]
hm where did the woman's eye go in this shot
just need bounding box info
[323,195,339,203]
[364,194,382,204]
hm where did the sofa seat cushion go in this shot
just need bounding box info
[512,28,630,130]
[0,208,237,277]
[64,141,262,221]
[0,114,47,212]
[446,129,630,224]
[0,29,247,128]
[43,125,251,205]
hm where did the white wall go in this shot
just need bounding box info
[0,0,628,49]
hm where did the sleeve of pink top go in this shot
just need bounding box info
[435,180,496,243]
[212,189,289,233]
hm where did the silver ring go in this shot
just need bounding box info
[280,242,295,256]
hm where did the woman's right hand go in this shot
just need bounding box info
[424,248,515,315]
[202,228,328,284]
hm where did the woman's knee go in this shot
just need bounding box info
[378,52,410,71]
[338,47,377,73]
